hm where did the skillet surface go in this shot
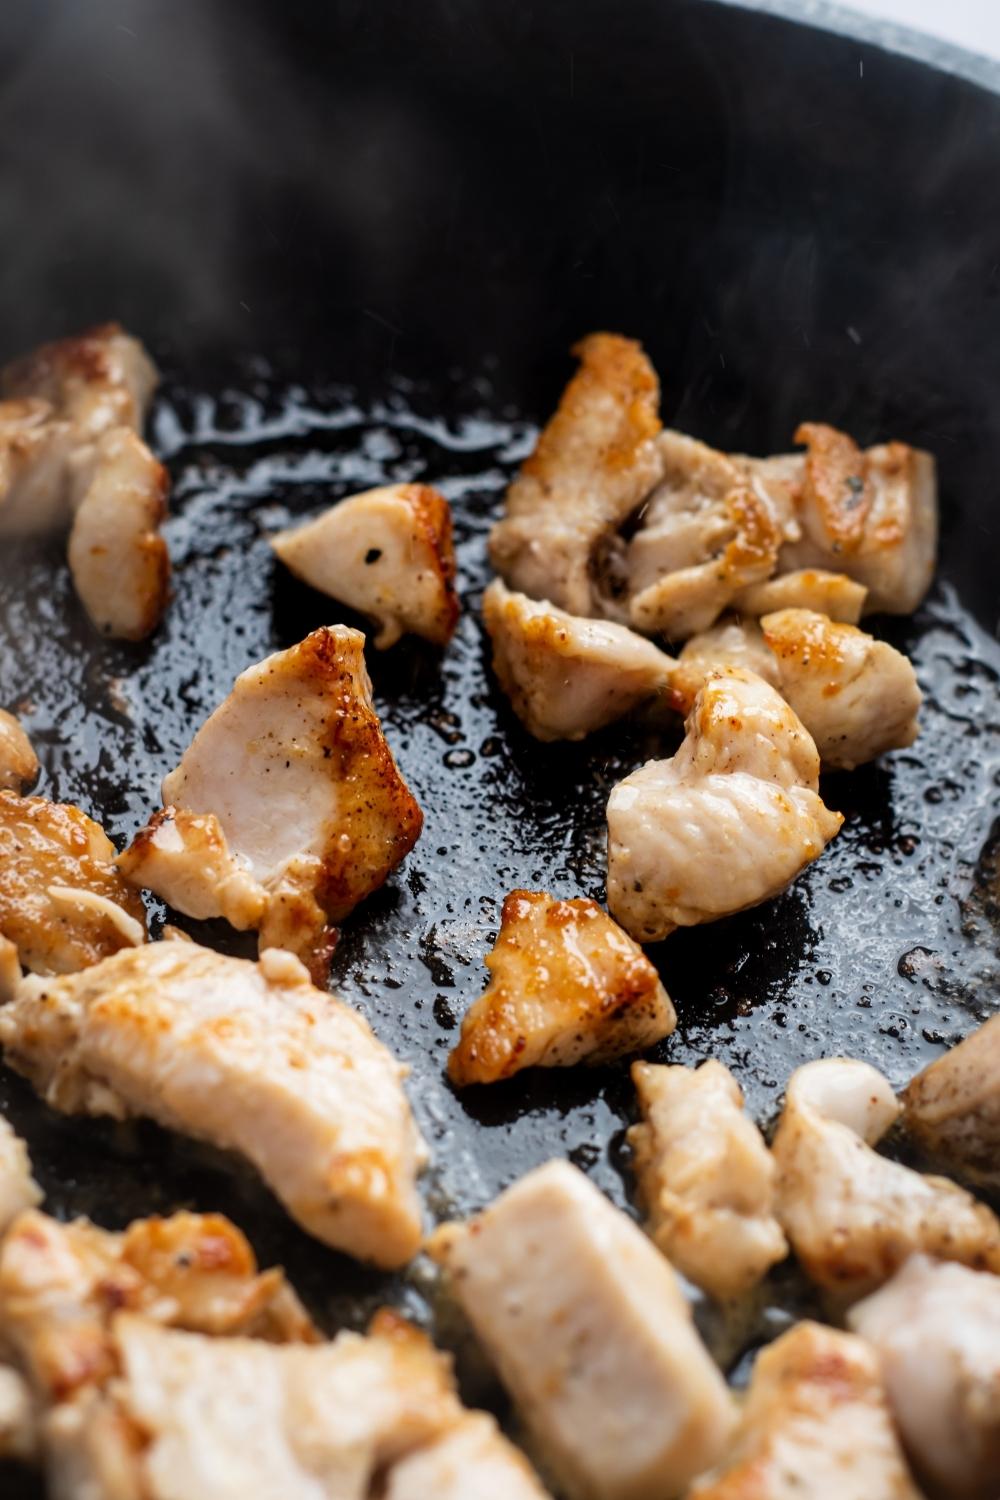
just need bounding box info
[1,1,999,1491]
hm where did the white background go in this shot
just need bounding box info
[844,0,1000,58]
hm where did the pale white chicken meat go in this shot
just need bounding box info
[902,1014,1000,1188]
[429,1159,735,1500]
[772,1057,1000,1296]
[746,422,938,614]
[0,790,147,976]
[489,333,665,618]
[448,890,676,1087]
[628,1060,787,1299]
[849,1254,1000,1499]
[690,1321,923,1499]
[0,1115,41,1239]
[0,324,169,638]
[0,709,38,793]
[119,626,423,971]
[607,668,842,942]
[481,579,676,742]
[43,1308,464,1500]
[623,430,783,639]
[0,941,426,1268]
[673,617,782,705]
[272,482,459,648]
[0,1364,35,1463]
[732,567,868,622]
[0,1206,317,1403]
[383,1413,553,1500]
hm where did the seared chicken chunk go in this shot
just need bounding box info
[607,668,842,942]
[384,1414,553,1500]
[675,611,921,771]
[732,567,868,623]
[690,1321,922,1499]
[272,483,459,649]
[490,333,665,618]
[747,422,938,614]
[0,941,426,1268]
[850,1255,1000,1499]
[772,1057,1000,1296]
[0,1207,316,1402]
[0,790,146,975]
[120,626,423,969]
[43,1309,463,1500]
[448,890,676,1087]
[623,431,783,639]
[0,709,38,792]
[430,1160,735,1500]
[0,324,169,638]
[902,1014,1000,1188]
[0,1116,41,1238]
[628,1060,787,1299]
[482,580,675,742]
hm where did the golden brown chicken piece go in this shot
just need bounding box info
[0,941,426,1268]
[430,1160,735,1500]
[902,1014,1000,1189]
[448,890,675,1087]
[120,626,423,970]
[273,482,460,648]
[481,579,676,742]
[0,790,146,976]
[607,668,842,942]
[772,1057,1000,1297]
[0,1208,317,1403]
[489,333,665,618]
[0,324,170,638]
[690,1321,923,1499]
[0,1115,41,1239]
[0,709,38,793]
[628,1060,787,1299]
[732,567,868,622]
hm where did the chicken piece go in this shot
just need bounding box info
[272,483,459,649]
[0,1206,317,1402]
[760,608,920,770]
[429,1160,735,1500]
[732,568,868,623]
[481,579,676,742]
[67,427,170,640]
[607,668,842,942]
[623,431,783,639]
[747,423,938,615]
[0,790,147,976]
[384,1413,553,1500]
[41,1308,463,1500]
[489,333,665,618]
[0,941,426,1268]
[772,1057,1000,1297]
[849,1255,1000,1499]
[673,617,781,706]
[0,709,38,793]
[448,890,676,1087]
[0,935,19,1002]
[690,1321,923,1500]
[0,1364,35,1463]
[0,324,169,639]
[902,1016,1000,1189]
[628,1060,787,1299]
[119,626,422,969]
[0,1116,41,1239]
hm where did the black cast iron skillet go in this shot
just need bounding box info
[2,1,999,1492]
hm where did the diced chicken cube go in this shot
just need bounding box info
[732,568,868,623]
[0,941,426,1268]
[607,668,841,942]
[448,890,676,1087]
[429,1159,735,1500]
[0,1115,41,1239]
[384,1413,553,1500]
[902,1014,1000,1189]
[628,1060,787,1299]
[272,482,459,649]
[0,709,38,793]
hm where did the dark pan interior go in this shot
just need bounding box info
[1,1,999,1492]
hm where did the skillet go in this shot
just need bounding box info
[1,0,999,1491]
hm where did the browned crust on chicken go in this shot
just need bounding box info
[405,482,461,644]
[0,791,147,974]
[0,323,152,431]
[0,710,39,793]
[448,889,674,1086]
[794,422,873,553]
